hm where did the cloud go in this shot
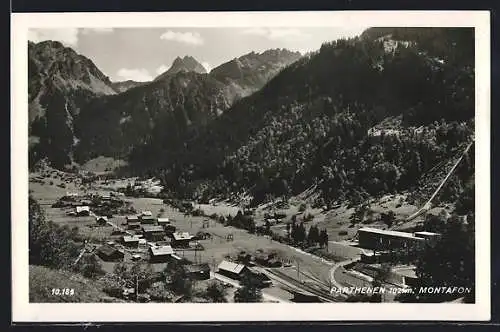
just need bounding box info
[160,30,204,45]
[116,68,153,82]
[201,62,212,73]
[28,28,79,47]
[241,28,310,41]
[80,28,114,35]
[155,64,171,75]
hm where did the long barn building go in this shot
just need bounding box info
[357,227,440,251]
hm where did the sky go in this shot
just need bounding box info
[28,27,367,82]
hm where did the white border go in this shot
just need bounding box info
[11,11,491,322]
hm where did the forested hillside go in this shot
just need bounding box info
[73,71,229,162]
[28,42,301,168]
[130,28,474,208]
[73,49,301,163]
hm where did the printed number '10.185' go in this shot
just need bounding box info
[51,288,75,296]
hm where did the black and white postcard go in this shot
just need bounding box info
[11,10,491,322]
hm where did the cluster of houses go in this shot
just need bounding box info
[59,191,127,218]
[95,210,199,265]
[123,211,196,247]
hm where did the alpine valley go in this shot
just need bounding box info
[27,27,477,305]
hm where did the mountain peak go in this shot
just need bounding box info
[210,48,302,84]
[155,55,207,81]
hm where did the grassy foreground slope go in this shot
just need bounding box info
[29,265,122,303]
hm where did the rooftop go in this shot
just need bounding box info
[149,245,174,256]
[217,260,247,274]
[76,206,90,212]
[142,225,165,233]
[128,221,141,226]
[141,211,153,216]
[358,227,424,240]
[123,235,141,242]
[126,215,139,221]
[172,232,194,241]
[157,218,170,223]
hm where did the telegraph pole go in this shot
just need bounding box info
[136,275,139,302]
[194,244,197,263]
[297,260,300,282]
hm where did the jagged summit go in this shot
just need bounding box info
[154,55,207,81]
[28,40,115,94]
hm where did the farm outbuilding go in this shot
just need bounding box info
[127,221,141,230]
[254,252,282,267]
[170,232,194,248]
[217,260,249,280]
[149,245,174,263]
[157,218,171,227]
[97,245,124,262]
[122,235,141,248]
[142,225,166,241]
[95,216,108,225]
[126,215,139,223]
[140,215,156,224]
[75,206,90,216]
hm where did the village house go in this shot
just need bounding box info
[254,252,282,267]
[157,217,171,227]
[75,206,90,216]
[127,221,141,230]
[142,225,166,241]
[125,216,141,230]
[141,210,153,217]
[95,215,108,226]
[140,215,156,224]
[122,235,141,248]
[216,260,250,280]
[170,232,194,248]
[96,245,124,262]
[126,215,139,223]
[149,245,174,263]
